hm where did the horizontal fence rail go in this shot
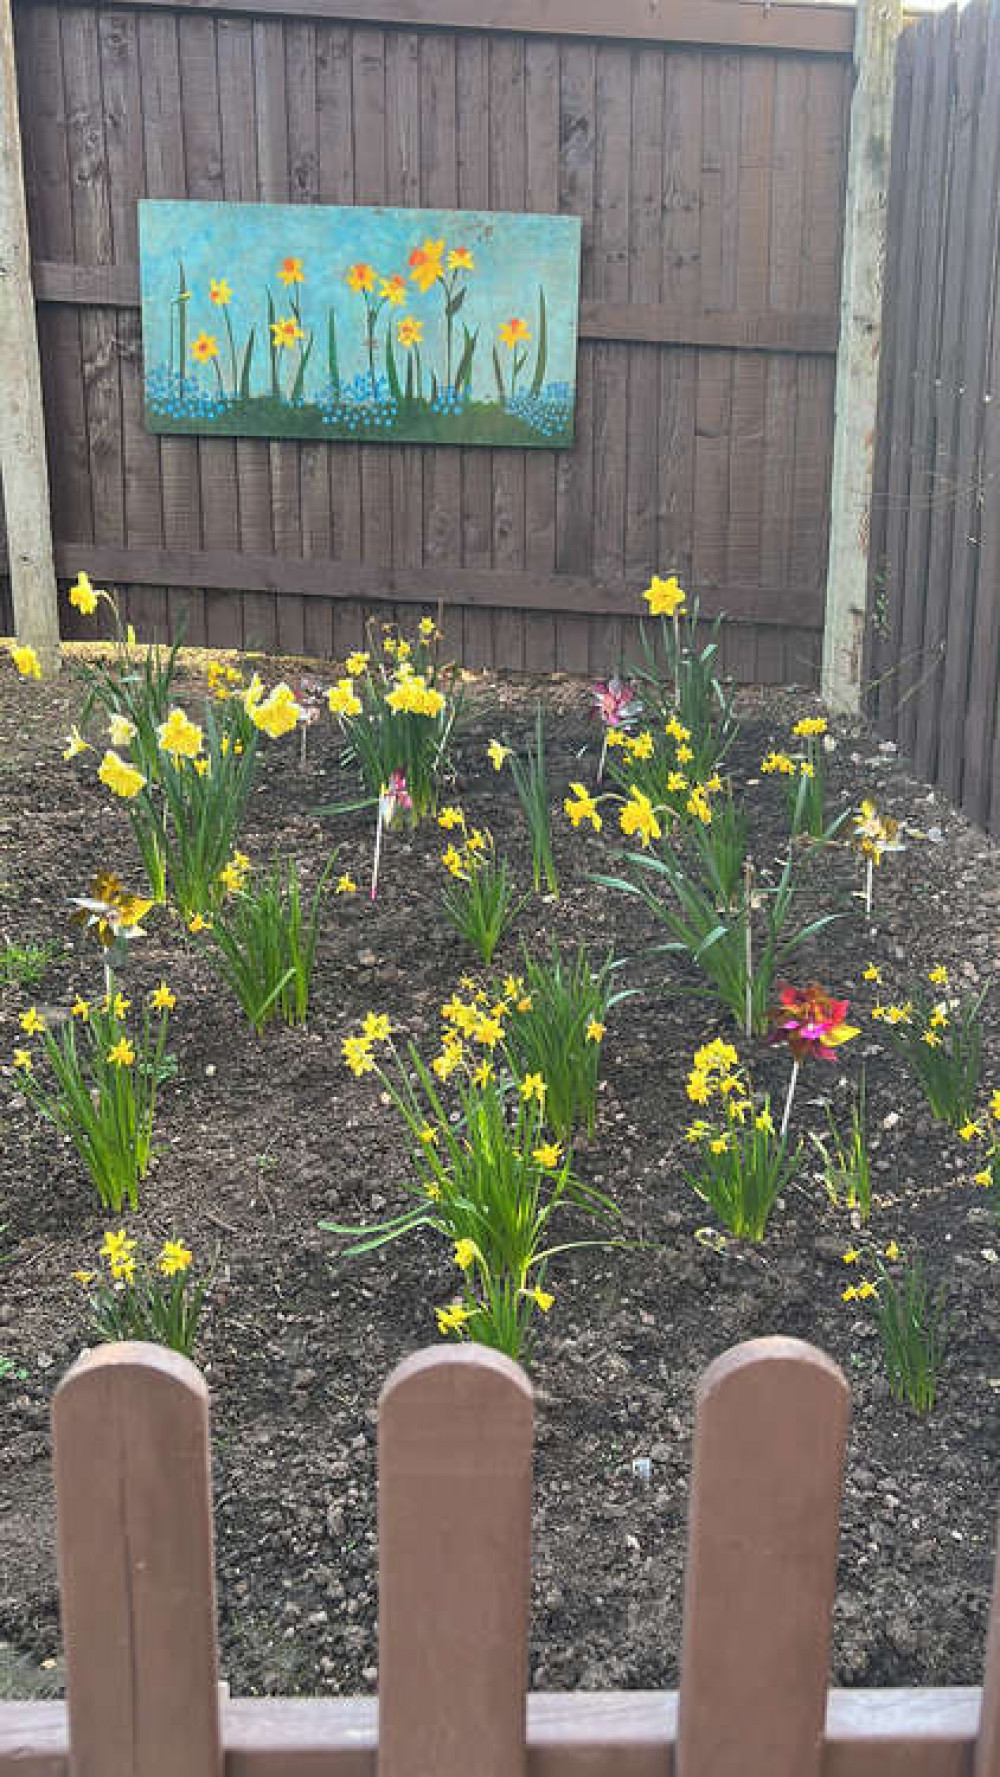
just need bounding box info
[1,1335,999,1776]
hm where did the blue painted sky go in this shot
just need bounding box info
[139,200,581,401]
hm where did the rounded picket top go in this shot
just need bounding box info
[52,1339,221,1777]
[678,1336,850,1777]
[378,1343,533,1777]
[53,1336,209,1410]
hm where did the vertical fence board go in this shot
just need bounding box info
[489,33,528,671]
[555,37,595,675]
[98,6,168,642]
[53,1344,221,1777]
[384,26,422,623]
[864,24,912,715]
[961,243,1000,826]
[421,31,465,651]
[138,8,207,644]
[762,57,806,600]
[286,17,325,658]
[657,48,701,591]
[254,17,296,655]
[522,36,560,672]
[455,32,493,668]
[588,43,630,673]
[677,1337,849,1777]
[316,21,363,659]
[911,3,982,780]
[896,8,954,762]
[378,1348,532,1777]
[875,18,934,738]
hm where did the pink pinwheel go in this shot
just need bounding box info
[768,983,859,1062]
[591,677,642,782]
[371,771,413,901]
[768,983,860,1139]
[591,675,642,730]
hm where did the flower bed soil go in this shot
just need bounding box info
[1,651,999,1701]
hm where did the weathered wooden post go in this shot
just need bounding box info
[822,0,903,714]
[0,0,60,671]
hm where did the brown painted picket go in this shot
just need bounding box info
[0,1335,996,1775]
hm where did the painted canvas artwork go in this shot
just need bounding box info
[138,200,581,449]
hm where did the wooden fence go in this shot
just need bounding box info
[1,1333,999,1775]
[867,0,1000,835]
[4,0,854,683]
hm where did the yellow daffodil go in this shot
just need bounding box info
[520,1072,546,1105]
[335,873,357,894]
[487,740,511,770]
[532,1141,562,1168]
[112,992,130,1018]
[346,651,370,676]
[10,642,42,679]
[858,1279,878,1300]
[884,1241,900,1260]
[453,1238,478,1270]
[107,1037,134,1067]
[620,785,661,848]
[928,964,949,986]
[71,996,89,1019]
[436,1300,474,1334]
[108,713,137,748]
[792,716,828,738]
[528,1285,554,1313]
[586,1019,605,1043]
[158,1239,192,1275]
[564,783,602,832]
[13,1048,32,1072]
[251,683,302,738]
[98,750,146,799]
[279,256,304,286]
[642,574,685,618]
[151,981,176,1011]
[19,1006,45,1035]
[842,1247,860,1265]
[68,571,100,615]
[328,679,362,718]
[862,963,882,983]
[990,1089,1000,1121]
[959,1119,981,1141]
[343,1034,376,1076]
[62,726,91,761]
[188,913,211,933]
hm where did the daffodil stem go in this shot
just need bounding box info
[780,1059,800,1142]
[673,611,681,708]
[743,856,754,1037]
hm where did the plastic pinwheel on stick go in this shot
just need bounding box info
[767,983,860,1139]
[590,676,642,783]
[852,798,904,917]
[371,770,412,901]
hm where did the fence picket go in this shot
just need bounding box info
[676,1335,849,1777]
[377,1346,533,1777]
[51,1342,222,1777]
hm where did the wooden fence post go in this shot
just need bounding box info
[677,1336,849,1777]
[0,0,60,671]
[974,1496,1000,1776]
[821,0,903,714]
[377,1345,533,1777]
[51,1342,222,1777]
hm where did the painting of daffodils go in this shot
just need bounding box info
[139,200,581,446]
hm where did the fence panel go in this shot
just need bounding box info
[868,0,1000,832]
[7,0,852,681]
[6,1336,1000,1772]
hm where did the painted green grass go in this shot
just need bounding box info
[144,395,574,448]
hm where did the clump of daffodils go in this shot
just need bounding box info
[761,715,841,843]
[329,1009,621,1362]
[865,962,986,1130]
[682,1039,796,1241]
[76,1229,206,1357]
[326,617,462,825]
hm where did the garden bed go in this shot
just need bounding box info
[1,645,999,1700]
